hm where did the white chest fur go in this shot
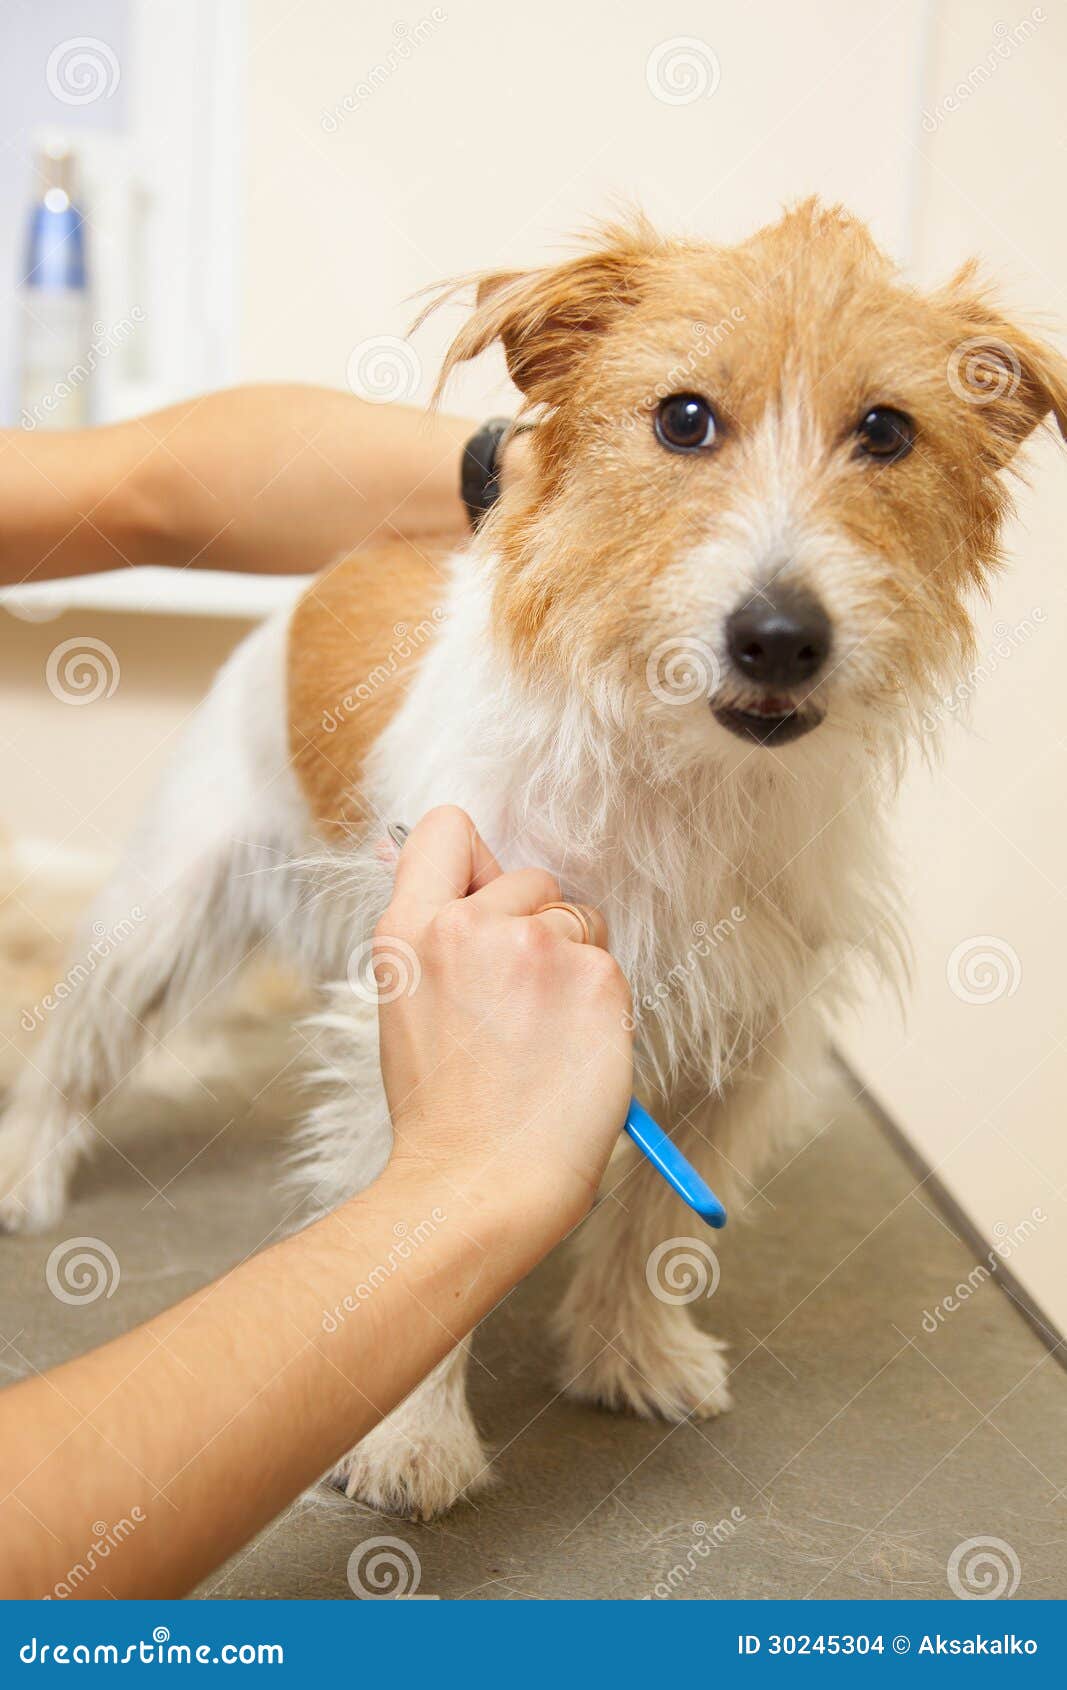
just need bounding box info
[361,556,902,1096]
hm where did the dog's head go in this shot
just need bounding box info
[438,200,1067,764]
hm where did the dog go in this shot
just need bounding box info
[2,198,1064,1519]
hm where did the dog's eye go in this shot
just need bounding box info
[655,393,718,453]
[855,406,914,461]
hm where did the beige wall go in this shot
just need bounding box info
[837,0,1067,1333]
[239,0,927,408]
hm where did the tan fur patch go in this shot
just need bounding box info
[287,538,452,832]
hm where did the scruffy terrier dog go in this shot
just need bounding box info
[2,200,1064,1518]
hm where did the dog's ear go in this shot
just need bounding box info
[937,262,1067,464]
[427,219,658,406]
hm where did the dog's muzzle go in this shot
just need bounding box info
[714,584,831,744]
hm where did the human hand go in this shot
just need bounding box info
[373,806,632,1248]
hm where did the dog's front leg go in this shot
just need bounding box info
[557,1021,815,1420]
[554,1093,734,1424]
[332,1339,491,1520]
[305,982,492,1519]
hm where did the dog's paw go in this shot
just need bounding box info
[563,1320,732,1422]
[0,1112,71,1234]
[331,1414,492,1521]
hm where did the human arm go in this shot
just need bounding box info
[0,808,630,1598]
[0,386,476,586]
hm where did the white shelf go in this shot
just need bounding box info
[0,567,306,621]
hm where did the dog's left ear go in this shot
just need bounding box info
[937,262,1067,465]
[429,219,658,406]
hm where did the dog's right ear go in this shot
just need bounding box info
[425,219,658,407]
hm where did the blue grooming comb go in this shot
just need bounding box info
[624,1095,727,1229]
[385,822,726,1229]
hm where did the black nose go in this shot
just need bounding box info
[726,587,831,689]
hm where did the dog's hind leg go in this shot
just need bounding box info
[0,835,293,1233]
[0,610,314,1232]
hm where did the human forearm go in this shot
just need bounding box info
[0,386,474,586]
[0,810,630,1600]
[0,1163,534,1599]
[0,419,159,584]
[130,386,473,574]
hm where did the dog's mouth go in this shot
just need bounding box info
[711,695,824,746]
